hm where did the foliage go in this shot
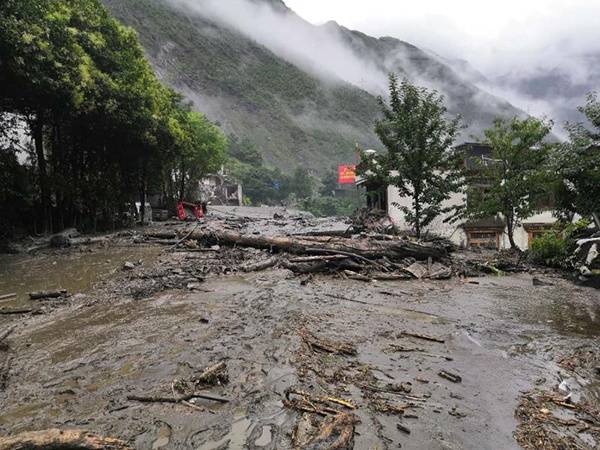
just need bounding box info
[301,195,362,218]
[551,92,600,228]
[0,0,226,235]
[461,116,553,249]
[319,168,340,196]
[530,231,567,267]
[358,74,463,238]
[228,158,291,205]
[228,136,263,167]
[529,219,591,267]
[290,167,313,200]
[100,0,382,174]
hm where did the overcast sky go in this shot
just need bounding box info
[284,0,600,76]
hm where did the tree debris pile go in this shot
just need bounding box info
[288,325,430,447]
[127,361,230,413]
[514,390,599,449]
[515,345,600,449]
[351,208,394,234]
[0,429,131,450]
[143,225,454,282]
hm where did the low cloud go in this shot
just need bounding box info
[167,0,389,94]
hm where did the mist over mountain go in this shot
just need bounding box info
[488,54,600,130]
[102,0,524,173]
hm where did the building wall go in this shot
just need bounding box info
[387,186,557,250]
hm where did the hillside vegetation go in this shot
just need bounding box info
[101,0,522,175]
[102,0,382,173]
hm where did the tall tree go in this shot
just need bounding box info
[363,74,462,238]
[290,167,313,200]
[0,0,228,233]
[463,117,553,249]
[552,92,600,229]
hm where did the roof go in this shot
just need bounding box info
[462,217,505,230]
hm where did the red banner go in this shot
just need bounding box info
[338,165,356,184]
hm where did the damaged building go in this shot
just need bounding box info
[198,171,243,206]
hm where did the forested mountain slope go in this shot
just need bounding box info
[102,0,522,173]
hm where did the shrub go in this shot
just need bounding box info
[529,219,591,267]
[530,231,567,267]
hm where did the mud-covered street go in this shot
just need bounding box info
[1,209,599,449]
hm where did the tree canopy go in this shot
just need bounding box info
[552,93,600,228]
[461,117,553,249]
[359,74,463,238]
[0,0,226,235]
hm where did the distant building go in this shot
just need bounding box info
[359,143,558,250]
[198,171,243,206]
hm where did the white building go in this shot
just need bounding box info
[361,143,558,250]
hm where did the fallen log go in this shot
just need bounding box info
[299,328,357,356]
[0,309,35,316]
[240,257,279,273]
[0,429,130,450]
[128,392,229,404]
[194,362,229,386]
[288,255,349,263]
[0,326,16,345]
[29,290,67,300]
[144,229,448,262]
[401,331,445,344]
[438,370,462,383]
[0,293,16,301]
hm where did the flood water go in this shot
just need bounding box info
[0,246,162,309]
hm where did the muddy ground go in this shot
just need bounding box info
[0,210,599,449]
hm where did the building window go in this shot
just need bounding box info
[466,229,501,250]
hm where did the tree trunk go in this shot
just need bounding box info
[32,118,52,234]
[137,159,148,226]
[0,428,130,450]
[592,212,600,230]
[179,160,186,202]
[506,216,517,250]
[413,192,421,239]
[144,229,449,261]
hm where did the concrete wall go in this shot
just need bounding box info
[386,186,557,250]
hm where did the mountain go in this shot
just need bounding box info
[101,0,523,174]
[491,55,600,128]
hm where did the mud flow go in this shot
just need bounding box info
[0,214,598,449]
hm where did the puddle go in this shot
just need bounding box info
[255,425,273,447]
[152,423,172,449]
[0,246,162,308]
[520,298,600,337]
[198,413,253,450]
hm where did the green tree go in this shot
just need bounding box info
[228,136,263,167]
[463,117,553,249]
[0,0,228,232]
[320,168,339,196]
[552,93,600,229]
[170,109,227,201]
[363,74,462,238]
[290,167,313,199]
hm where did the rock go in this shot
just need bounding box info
[532,277,554,286]
[123,261,135,271]
[50,235,71,248]
[429,262,452,280]
[187,282,206,291]
[404,262,428,279]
